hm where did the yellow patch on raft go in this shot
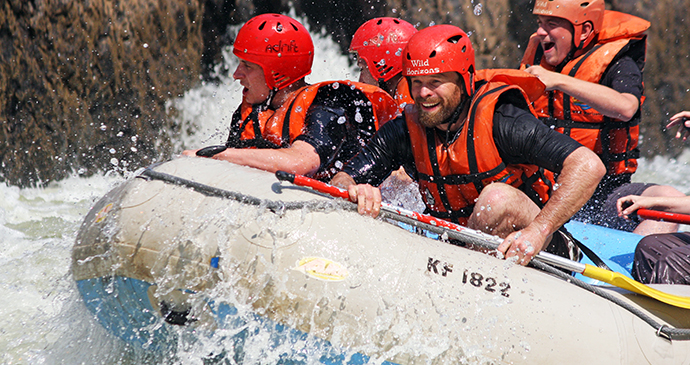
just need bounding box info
[294,257,349,281]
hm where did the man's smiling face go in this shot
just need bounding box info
[536,15,575,67]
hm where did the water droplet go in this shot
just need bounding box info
[109,148,116,154]
[473,3,483,16]
[355,112,363,123]
[110,158,119,166]
[332,82,340,89]
[337,116,346,124]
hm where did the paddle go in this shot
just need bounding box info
[275,171,690,309]
[636,208,690,225]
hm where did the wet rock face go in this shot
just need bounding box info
[2,0,687,187]
[0,0,203,187]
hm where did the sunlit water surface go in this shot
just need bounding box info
[2,20,690,364]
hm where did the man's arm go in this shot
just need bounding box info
[498,146,606,262]
[492,102,606,263]
[202,140,321,176]
[524,62,640,121]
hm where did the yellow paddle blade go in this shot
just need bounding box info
[583,264,690,309]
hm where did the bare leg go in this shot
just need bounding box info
[467,183,541,238]
[633,185,685,236]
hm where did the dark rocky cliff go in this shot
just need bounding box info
[1,0,688,187]
[0,0,202,186]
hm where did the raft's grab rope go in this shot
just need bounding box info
[138,167,690,341]
[138,167,357,214]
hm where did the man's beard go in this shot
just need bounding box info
[416,94,463,128]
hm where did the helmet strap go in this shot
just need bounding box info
[256,88,276,112]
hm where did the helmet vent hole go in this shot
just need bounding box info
[290,22,299,31]
[377,19,383,25]
[406,52,411,60]
[393,19,400,24]
[429,50,437,58]
[447,35,462,44]
[580,2,590,7]
[258,21,267,30]
[461,45,467,53]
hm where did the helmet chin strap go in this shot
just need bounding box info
[256,88,276,112]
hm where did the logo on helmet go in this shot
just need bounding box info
[265,40,300,54]
[533,0,554,14]
[410,59,430,67]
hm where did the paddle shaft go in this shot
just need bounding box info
[275,171,584,272]
[275,171,690,308]
[637,208,690,225]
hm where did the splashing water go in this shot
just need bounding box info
[4,10,690,364]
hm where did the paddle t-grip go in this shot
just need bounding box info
[196,145,228,157]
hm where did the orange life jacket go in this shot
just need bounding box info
[519,11,649,175]
[225,101,276,149]
[406,69,555,225]
[263,80,397,147]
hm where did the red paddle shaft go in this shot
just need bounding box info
[275,170,504,250]
[637,208,690,225]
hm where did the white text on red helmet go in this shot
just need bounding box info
[406,67,441,75]
[409,59,430,67]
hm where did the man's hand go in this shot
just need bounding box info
[497,224,548,266]
[330,171,381,217]
[667,111,690,141]
[524,65,562,91]
[181,149,200,157]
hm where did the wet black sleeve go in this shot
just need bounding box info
[601,56,643,102]
[342,116,417,186]
[294,104,349,169]
[493,98,583,173]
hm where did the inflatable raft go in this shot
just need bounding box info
[72,157,690,363]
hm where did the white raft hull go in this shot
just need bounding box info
[72,157,690,364]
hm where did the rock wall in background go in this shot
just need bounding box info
[0,0,203,186]
[2,0,689,187]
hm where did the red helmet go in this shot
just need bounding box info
[349,18,417,82]
[232,14,314,90]
[402,25,475,96]
[532,0,605,50]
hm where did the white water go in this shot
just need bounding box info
[2,18,690,364]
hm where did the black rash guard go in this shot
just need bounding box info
[593,55,644,196]
[294,84,379,180]
[343,93,583,186]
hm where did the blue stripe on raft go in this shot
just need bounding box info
[76,276,175,352]
[76,276,399,364]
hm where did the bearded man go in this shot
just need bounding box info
[331,25,606,265]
